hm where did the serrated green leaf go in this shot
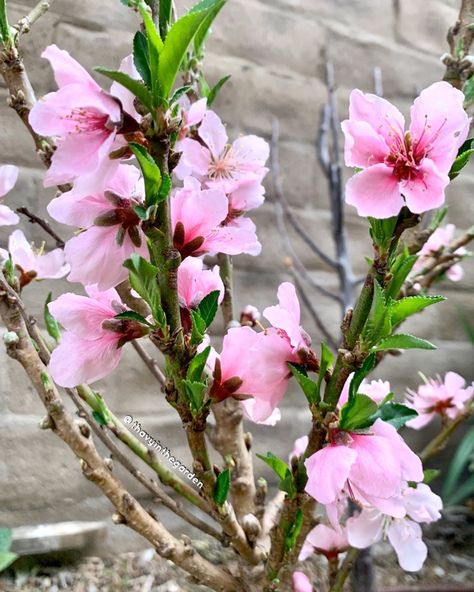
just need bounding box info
[449,138,474,180]
[363,280,391,347]
[213,468,230,505]
[207,74,231,106]
[170,85,193,105]
[284,508,303,552]
[197,290,220,328]
[44,292,61,342]
[0,529,12,553]
[159,0,173,38]
[138,2,164,101]
[371,333,437,352]
[95,67,154,112]
[123,254,166,326]
[187,345,210,382]
[183,379,207,414]
[190,309,206,345]
[339,393,378,431]
[158,0,226,99]
[158,172,172,200]
[288,363,319,404]
[114,310,152,326]
[128,143,163,207]
[369,401,418,430]
[390,295,446,327]
[0,552,18,573]
[133,31,151,87]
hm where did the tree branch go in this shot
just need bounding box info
[17,207,65,248]
[14,0,55,35]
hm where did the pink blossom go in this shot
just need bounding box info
[405,371,474,429]
[177,256,224,309]
[292,572,313,592]
[346,484,442,572]
[289,435,309,462]
[110,54,142,123]
[0,165,19,226]
[175,110,269,213]
[299,524,349,560]
[176,96,207,141]
[49,164,147,290]
[29,45,124,187]
[171,177,261,257]
[342,82,469,218]
[304,419,423,507]
[413,224,466,282]
[210,325,298,423]
[5,229,69,285]
[48,285,148,387]
[338,374,391,407]
[240,304,261,326]
[263,282,312,355]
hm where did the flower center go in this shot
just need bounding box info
[385,131,425,182]
[93,190,143,247]
[208,145,237,180]
[64,107,110,133]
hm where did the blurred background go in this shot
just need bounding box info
[0,0,473,578]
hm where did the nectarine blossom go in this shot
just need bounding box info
[0,165,19,226]
[412,224,466,282]
[342,81,469,218]
[177,256,224,309]
[346,484,442,572]
[49,164,147,290]
[405,371,474,429]
[299,523,349,561]
[29,45,128,187]
[48,285,148,387]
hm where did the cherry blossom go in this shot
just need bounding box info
[171,177,261,257]
[304,419,423,508]
[299,523,349,561]
[346,484,442,572]
[0,165,19,226]
[48,285,148,387]
[49,164,148,290]
[405,371,474,429]
[342,81,469,218]
[29,45,127,187]
[1,229,69,286]
[413,224,466,282]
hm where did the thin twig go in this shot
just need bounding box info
[132,340,167,388]
[17,207,65,248]
[15,0,55,35]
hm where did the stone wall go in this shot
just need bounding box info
[1,0,473,552]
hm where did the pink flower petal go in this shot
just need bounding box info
[401,158,449,214]
[0,164,19,197]
[341,120,389,168]
[42,44,98,89]
[199,110,228,158]
[0,204,19,226]
[305,444,357,504]
[345,163,404,218]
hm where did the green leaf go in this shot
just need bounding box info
[133,31,151,87]
[449,138,474,180]
[158,0,226,99]
[138,2,164,100]
[190,309,206,345]
[114,310,153,327]
[339,393,379,431]
[213,468,230,505]
[123,254,166,326]
[197,290,220,328]
[158,172,172,201]
[385,249,417,300]
[159,0,173,38]
[284,508,303,552]
[92,410,108,426]
[187,345,211,382]
[256,453,296,498]
[368,216,398,253]
[92,394,112,427]
[369,401,418,430]
[0,0,13,46]
[183,379,207,415]
[288,363,319,405]
[95,67,154,112]
[362,280,391,347]
[316,342,334,402]
[191,0,227,58]
[129,143,163,207]
[207,74,231,106]
[428,206,448,232]
[44,292,61,342]
[348,353,376,402]
[0,552,18,573]
[443,425,474,502]
[371,333,437,352]
[390,295,446,327]
[423,468,441,485]
[0,528,12,553]
[170,85,193,105]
